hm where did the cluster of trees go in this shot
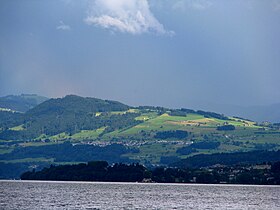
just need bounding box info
[154,130,188,140]
[189,141,220,149]
[21,161,148,182]
[20,160,280,185]
[196,110,228,120]
[176,141,220,156]
[217,124,235,131]
[169,108,195,117]
[166,108,228,120]
[137,106,169,115]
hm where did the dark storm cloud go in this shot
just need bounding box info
[0,0,280,109]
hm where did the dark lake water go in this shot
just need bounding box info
[0,180,279,209]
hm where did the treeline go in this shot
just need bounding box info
[21,161,148,182]
[168,108,228,120]
[217,125,235,131]
[169,109,195,117]
[196,110,228,120]
[172,150,280,168]
[20,161,280,185]
[154,130,188,140]
[176,141,220,155]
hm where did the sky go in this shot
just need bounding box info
[1,0,280,110]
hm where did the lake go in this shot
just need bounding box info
[0,180,279,209]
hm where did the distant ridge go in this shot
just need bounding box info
[0,94,48,113]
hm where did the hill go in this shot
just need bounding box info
[26,94,129,116]
[0,94,48,113]
[0,95,135,140]
[0,94,280,178]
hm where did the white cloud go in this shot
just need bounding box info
[173,0,212,11]
[56,21,71,31]
[84,0,174,36]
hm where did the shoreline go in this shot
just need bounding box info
[1,179,280,187]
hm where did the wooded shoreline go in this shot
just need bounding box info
[20,161,280,185]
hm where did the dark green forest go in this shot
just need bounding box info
[0,142,137,163]
[21,160,280,185]
[172,150,280,168]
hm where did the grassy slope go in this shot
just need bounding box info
[119,112,279,163]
